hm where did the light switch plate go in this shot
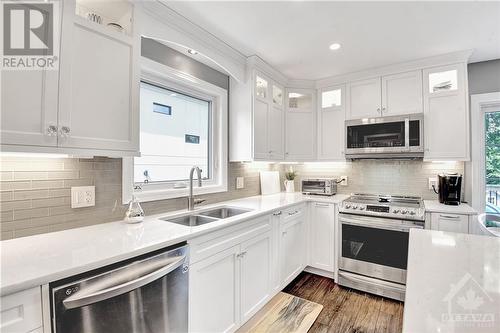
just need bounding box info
[236,177,245,189]
[71,186,95,208]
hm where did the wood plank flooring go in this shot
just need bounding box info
[282,272,404,333]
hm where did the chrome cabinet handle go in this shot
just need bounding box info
[273,211,282,216]
[288,210,300,216]
[377,108,381,113]
[439,214,460,220]
[60,126,71,137]
[282,231,287,236]
[237,251,247,258]
[63,254,186,309]
[314,203,330,207]
[47,125,57,136]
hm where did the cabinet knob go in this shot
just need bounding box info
[60,126,71,136]
[377,108,381,113]
[47,125,57,136]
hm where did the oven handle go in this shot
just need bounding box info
[63,254,186,310]
[339,215,423,232]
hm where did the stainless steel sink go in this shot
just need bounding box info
[161,214,219,227]
[199,207,252,219]
[160,206,252,227]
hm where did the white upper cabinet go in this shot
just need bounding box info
[381,70,423,116]
[0,2,62,148]
[347,70,423,120]
[1,0,139,156]
[251,73,285,161]
[346,77,382,119]
[423,63,469,161]
[58,0,139,153]
[285,89,315,161]
[317,85,345,160]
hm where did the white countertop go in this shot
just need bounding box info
[424,200,477,215]
[403,229,500,333]
[0,192,348,296]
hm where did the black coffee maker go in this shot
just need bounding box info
[436,173,462,205]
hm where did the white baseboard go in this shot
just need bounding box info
[304,266,335,280]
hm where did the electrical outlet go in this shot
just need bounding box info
[71,186,95,208]
[236,177,245,189]
[428,177,438,191]
[340,176,348,186]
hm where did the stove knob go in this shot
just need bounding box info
[409,211,416,215]
[393,209,400,214]
[352,205,358,210]
[345,204,351,209]
[401,210,408,215]
[359,206,365,210]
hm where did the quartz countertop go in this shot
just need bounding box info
[0,193,349,296]
[424,200,477,215]
[403,229,500,333]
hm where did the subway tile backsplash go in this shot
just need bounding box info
[0,156,463,240]
[0,157,276,240]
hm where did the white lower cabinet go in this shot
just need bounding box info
[429,213,470,234]
[309,202,335,272]
[240,232,272,322]
[0,287,43,333]
[189,245,241,333]
[189,216,274,333]
[280,208,307,286]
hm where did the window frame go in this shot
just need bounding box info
[122,58,228,204]
[470,92,500,214]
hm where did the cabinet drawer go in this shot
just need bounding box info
[281,204,306,224]
[430,213,469,234]
[189,216,271,264]
[0,287,42,333]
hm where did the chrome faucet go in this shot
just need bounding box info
[188,166,205,210]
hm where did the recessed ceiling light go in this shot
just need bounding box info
[187,49,198,55]
[329,43,341,51]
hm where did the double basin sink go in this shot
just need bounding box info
[160,206,253,227]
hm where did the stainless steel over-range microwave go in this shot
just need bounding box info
[345,113,424,159]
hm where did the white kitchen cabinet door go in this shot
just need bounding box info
[309,202,335,272]
[189,245,241,333]
[285,89,315,161]
[58,12,139,152]
[240,231,272,322]
[1,70,59,147]
[253,98,271,160]
[347,77,381,119]
[381,70,423,116]
[280,216,306,287]
[430,213,469,234]
[0,287,42,333]
[423,64,469,161]
[268,105,285,160]
[318,86,345,160]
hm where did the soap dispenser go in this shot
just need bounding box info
[124,195,145,223]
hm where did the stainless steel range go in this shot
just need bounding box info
[338,193,425,301]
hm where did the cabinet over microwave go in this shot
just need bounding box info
[345,114,424,159]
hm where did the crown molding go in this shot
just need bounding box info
[315,49,474,88]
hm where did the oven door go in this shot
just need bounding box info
[345,114,424,158]
[339,213,423,284]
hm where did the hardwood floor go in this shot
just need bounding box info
[282,272,404,333]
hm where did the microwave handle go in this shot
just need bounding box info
[404,118,410,151]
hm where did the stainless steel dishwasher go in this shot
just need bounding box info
[50,243,189,333]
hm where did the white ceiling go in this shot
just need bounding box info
[165,1,500,80]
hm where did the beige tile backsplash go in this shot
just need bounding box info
[0,156,464,240]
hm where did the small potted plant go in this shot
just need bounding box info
[284,166,297,193]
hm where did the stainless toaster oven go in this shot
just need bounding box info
[302,179,337,196]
